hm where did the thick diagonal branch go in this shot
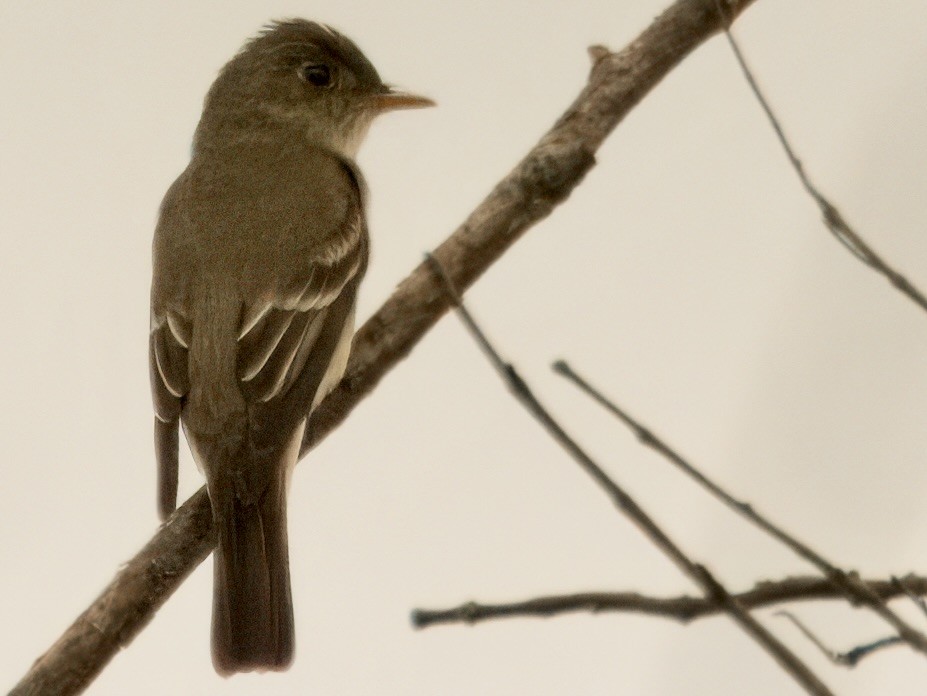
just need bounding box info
[10,2,758,694]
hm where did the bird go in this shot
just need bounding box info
[148,19,433,675]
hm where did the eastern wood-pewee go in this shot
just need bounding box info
[149,19,432,675]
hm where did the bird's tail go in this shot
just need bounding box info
[210,467,294,675]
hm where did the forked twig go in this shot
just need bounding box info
[894,576,927,620]
[716,2,927,314]
[426,254,833,696]
[552,360,927,658]
[777,612,903,668]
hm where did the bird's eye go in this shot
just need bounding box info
[299,63,332,87]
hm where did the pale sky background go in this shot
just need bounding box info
[2,2,927,694]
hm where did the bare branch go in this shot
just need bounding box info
[10,1,760,694]
[300,0,760,454]
[412,574,927,628]
[552,360,927,656]
[10,492,215,696]
[894,576,927,620]
[427,257,832,695]
[718,7,927,314]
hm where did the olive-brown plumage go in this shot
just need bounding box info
[149,19,432,675]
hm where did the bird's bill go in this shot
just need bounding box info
[374,88,435,112]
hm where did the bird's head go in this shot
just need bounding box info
[195,19,433,157]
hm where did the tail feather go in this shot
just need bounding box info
[210,470,294,675]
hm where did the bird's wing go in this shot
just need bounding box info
[236,200,365,440]
[149,159,367,518]
[149,307,191,519]
[236,204,363,408]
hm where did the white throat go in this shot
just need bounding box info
[328,116,374,159]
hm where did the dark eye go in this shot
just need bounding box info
[300,63,331,87]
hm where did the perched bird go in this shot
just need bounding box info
[149,19,433,675]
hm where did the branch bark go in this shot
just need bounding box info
[10,1,758,694]
[413,574,927,627]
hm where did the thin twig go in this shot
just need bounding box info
[10,2,760,693]
[716,3,927,314]
[894,576,927,620]
[552,360,927,657]
[412,574,927,628]
[776,612,903,668]
[426,255,833,696]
